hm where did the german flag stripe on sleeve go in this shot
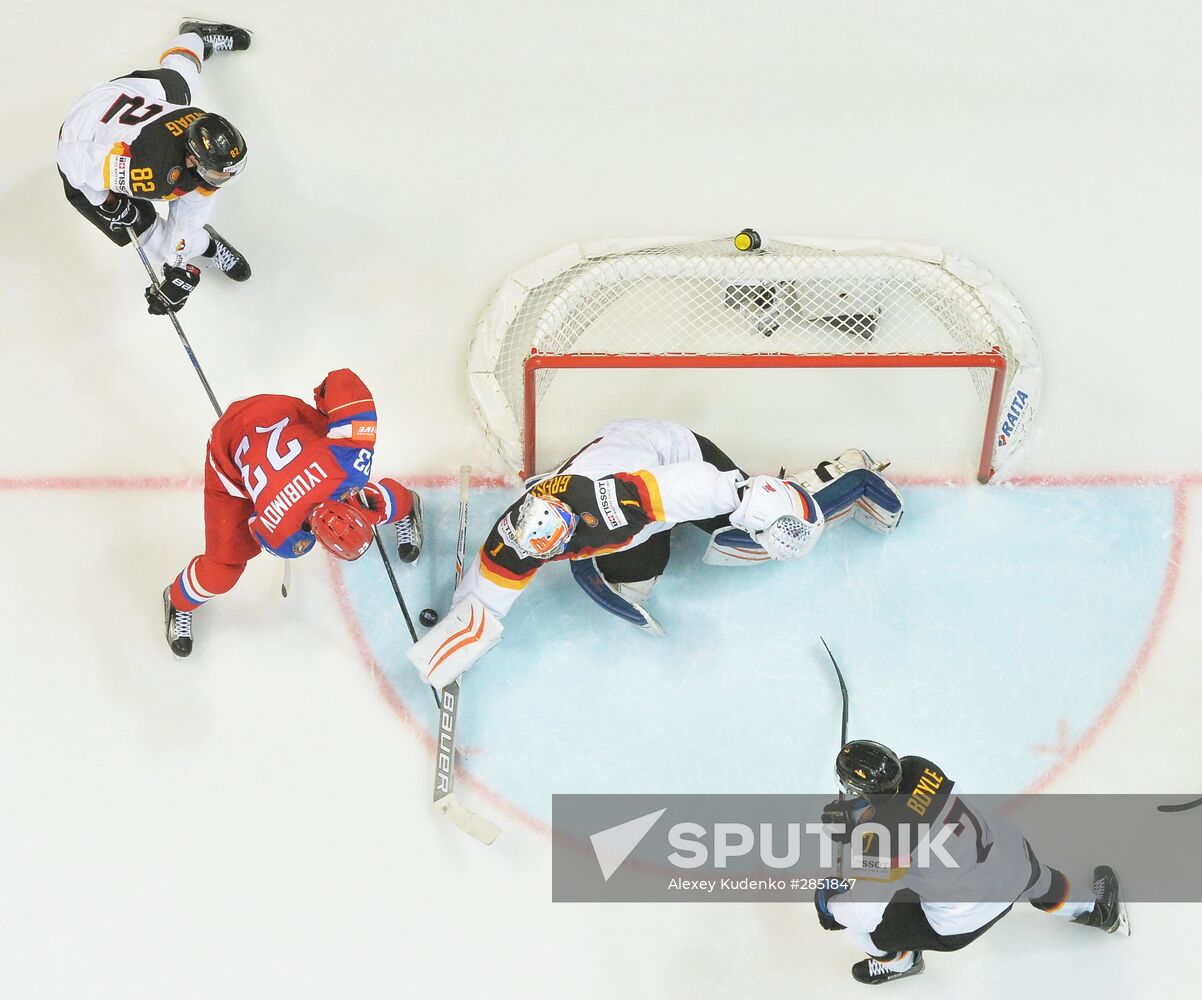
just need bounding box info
[570,539,636,560]
[615,470,666,521]
[479,550,537,590]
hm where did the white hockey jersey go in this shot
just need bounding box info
[455,419,743,617]
[57,65,218,267]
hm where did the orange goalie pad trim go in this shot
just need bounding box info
[428,607,487,676]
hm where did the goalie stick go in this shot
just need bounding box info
[432,466,501,845]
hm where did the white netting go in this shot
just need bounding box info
[470,234,1040,479]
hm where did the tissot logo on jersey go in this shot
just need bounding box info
[497,515,522,552]
[109,153,131,194]
[594,477,628,530]
[258,461,330,533]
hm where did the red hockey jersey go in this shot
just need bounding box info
[206,370,406,558]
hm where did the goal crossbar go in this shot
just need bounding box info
[523,350,1008,483]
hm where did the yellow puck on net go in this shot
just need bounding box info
[734,228,762,251]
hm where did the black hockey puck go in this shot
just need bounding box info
[419,608,439,627]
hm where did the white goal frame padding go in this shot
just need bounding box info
[469,234,1041,482]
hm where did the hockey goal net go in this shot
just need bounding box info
[469,232,1040,481]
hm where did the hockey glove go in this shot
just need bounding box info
[347,479,413,527]
[729,475,823,560]
[97,195,155,239]
[821,797,860,846]
[815,883,851,931]
[145,264,201,315]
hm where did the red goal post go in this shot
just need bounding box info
[469,233,1041,482]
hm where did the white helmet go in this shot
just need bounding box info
[509,493,578,559]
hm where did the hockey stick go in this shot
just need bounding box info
[1157,797,1202,813]
[432,466,501,845]
[362,491,439,711]
[125,228,279,594]
[820,637,850,878]
[126,225,222,418]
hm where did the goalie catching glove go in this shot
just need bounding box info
[728,475,824,560]
[407,598,504,689]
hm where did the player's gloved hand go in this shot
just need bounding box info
[730,475,823,560]
[815,882,851,931]
[821,797,858,846]
[97,195,145,236]
[145,264,201,315]
[348,479,412,527]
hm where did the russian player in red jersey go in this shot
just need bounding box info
[163,369,422,656]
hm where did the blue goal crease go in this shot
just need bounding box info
[337,484,1177,825]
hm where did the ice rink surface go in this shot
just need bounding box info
[3,1,1201,996]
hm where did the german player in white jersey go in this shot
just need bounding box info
[408,418,905,688]
[814,741,1130,985]
[57,20,252,315]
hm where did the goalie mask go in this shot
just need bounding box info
[508,493,578,560]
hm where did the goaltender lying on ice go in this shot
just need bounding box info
[407,418,904,688]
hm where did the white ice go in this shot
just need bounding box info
[3,1,1202,997]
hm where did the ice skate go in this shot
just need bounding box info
[851,950,924,985]
[163,587,193,657]
[200,225,251,281]
[179,19,252,59]
[1072,866,1131,936]
[395,491,424,564]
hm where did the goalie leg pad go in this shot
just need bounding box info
[570,558,665,636]
[702,526,772,566]
[407,598,504,689]
[810,468,904,534]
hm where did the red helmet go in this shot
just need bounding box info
[309,499,373,560]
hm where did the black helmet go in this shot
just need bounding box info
[185,113,247,187]
[836,740,903,797]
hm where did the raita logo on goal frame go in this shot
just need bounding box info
[997,388,1030,446]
